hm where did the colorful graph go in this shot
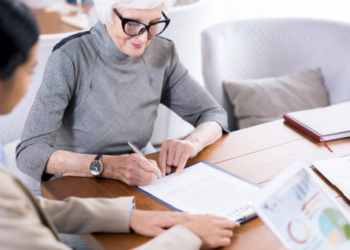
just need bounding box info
[288,221,310,243]
[293,171,312,201]
[319,208,350,245]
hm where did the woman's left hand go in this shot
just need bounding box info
[158,139,200,177]
[158,121,223,178]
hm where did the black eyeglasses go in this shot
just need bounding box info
[113,9,171,37]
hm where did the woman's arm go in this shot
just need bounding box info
[17,49,160,186]
[158,121,223,176]
[46,150,161,186]
[158,43,229,177]
[16,49,75,182]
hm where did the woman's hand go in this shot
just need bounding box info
[182,214,240,249]
[158,139,200,177]
[130,210,192,237]
[103,154,162,186]
[158,121,223,177]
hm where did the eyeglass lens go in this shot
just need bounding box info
[124,21,167,36]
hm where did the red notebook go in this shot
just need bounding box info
[283,108,350,152]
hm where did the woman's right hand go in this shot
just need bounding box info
[103,154,162,186]
[182,214,240,249]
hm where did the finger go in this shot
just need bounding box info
[215,216,240,228]
[147,159,162,178]
[158,141,169,177]
[125,174,153,186]
[175,151,190,176]
[215,218,237,229]
[147,226,165,237]
[137,156,160,175]
[135,168,158,185]
[166,165,171,174]
[137,176,157,186]
[219,229,234,238]
[173,145,185,167]
[166,140,177,166]
[217,237,231,247]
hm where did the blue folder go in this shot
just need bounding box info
[134,160,261,223]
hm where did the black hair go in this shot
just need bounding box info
[0,0,39,80]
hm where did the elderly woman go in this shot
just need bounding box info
[17,0,228,187]
[0,3,240,250]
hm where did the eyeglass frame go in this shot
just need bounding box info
[113,9,171,37]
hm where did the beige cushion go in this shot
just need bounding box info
[223,68,329,129]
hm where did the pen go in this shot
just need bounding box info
[237,201,256,221]
[237,210,256,221]
[128,141,166,183]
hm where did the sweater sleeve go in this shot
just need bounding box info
[16,49,76,182]
[160,44,229,134]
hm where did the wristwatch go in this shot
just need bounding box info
[89,154,104,178]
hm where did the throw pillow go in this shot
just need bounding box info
[223,68,329,129]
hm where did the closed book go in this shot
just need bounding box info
[283,108,350,152]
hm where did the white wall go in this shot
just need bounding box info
[213,0,350,23]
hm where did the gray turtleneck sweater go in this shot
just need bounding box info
[16,21,228,182]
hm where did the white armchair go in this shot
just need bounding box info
[202,18,350,131]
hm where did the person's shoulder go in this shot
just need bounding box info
[151,36,175,51]
[52,30,91,52]
[51,30,95,60]
[142,37,176,64]
[154,36,174,45]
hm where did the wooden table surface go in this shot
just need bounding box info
[41,101,350,250]
[31,3,94,34]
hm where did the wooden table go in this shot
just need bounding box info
[41,101,350,250]
[31,3,93,34]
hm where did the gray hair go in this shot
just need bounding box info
[94,0,176,26]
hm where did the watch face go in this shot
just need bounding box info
[90,161,103,175]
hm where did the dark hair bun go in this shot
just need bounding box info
[0,0,39,80]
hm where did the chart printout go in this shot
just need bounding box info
[262,169,350,250]
[137,162,260,221]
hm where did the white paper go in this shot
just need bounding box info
[312,157,350,198]
[138,162,260,221]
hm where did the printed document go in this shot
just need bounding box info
[137,161,260,221]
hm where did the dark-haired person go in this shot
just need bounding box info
[0,1,239,249]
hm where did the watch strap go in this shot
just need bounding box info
[91,154,104,178]
[94,154,103,161]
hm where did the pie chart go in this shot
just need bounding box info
[319,208,350,245]
[288,221,309,243]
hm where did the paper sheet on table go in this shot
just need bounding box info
[312,156,350,199]
[136,161,260,221]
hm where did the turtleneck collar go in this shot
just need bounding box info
[91,20,134,64]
